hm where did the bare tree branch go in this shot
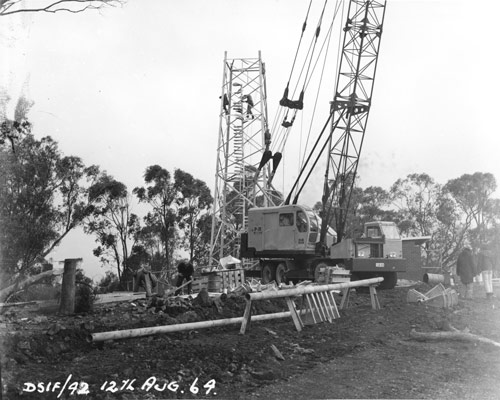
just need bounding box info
[0,0,124,16]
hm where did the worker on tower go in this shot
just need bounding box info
[242,94,254,119]
[219,94,229,114]
[175,259,194,295]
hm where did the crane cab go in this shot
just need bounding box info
[242,205,335,258]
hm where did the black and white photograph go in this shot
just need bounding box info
[1,0,499,399]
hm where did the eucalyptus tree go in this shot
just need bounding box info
[444,172,497,246]
[0,132,100,285]
[0,0,123,16]
[174,169,213,261]
[133,165,178,275]
[85,174,139,282]
[390,173,441,237]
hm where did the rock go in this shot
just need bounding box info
[53,342,70,354]
[17,340,31,351]
[80,321,94,331]
[193,288,212,307]
[178,368,192,377]
[33,316,48,324]
[229,362,238,373]
[46,323,62,336]
[249,370,275,381]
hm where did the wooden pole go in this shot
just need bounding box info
[59,258,80,315]
[88,311,292,342]
[245,277,384,301]
[410,329,500,348]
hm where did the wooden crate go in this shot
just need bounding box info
[202,269,246,293]
[317,267,351,284]
[221,269,246,291]
[190,276,209,293]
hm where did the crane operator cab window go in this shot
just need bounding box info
[296,211,308,232]
[304,210,319,244]
[279,213,294,227]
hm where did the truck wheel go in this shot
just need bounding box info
[261,263,276,284]
[379,272,397,290]
[275,263,287,286]
[356,271,397,290]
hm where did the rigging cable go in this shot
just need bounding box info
[273,0,343,165]
[299,0,343,171]
[279,0,329,114]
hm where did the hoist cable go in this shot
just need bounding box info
[300,0,342,171]
[285,0,313,85]
[272,0,343,185]
[299,0,328,94]
[271,0,312,141]
[271,0,347,197]
[284,109,339,205]
[285,0,328,104]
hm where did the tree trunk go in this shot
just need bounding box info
[0,268,63,303]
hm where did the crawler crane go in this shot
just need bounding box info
[238,0,404,289]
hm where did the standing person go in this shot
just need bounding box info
[456,247,475,300]
[477,244,495,300]
[133,262,158,298]
[175,259,194,295]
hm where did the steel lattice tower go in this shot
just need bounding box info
[209,52,278,267]
[321,0,387,244]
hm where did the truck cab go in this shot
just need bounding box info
[356,221,403,259]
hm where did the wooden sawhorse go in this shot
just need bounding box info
[339,283,381,310]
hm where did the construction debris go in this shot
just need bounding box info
[271,344,285,360]
[316,266,351,284]
[407,283,458,308]
[227,279,280,295]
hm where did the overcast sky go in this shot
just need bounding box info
[2,0,499,280]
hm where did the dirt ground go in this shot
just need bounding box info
[1,281,499,400]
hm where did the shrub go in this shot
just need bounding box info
[75,282,96,313]
[75,269,96,313]
[97,271,121,293]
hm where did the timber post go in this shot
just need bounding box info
[59,258,81,315]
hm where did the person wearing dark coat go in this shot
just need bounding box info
[456,247,475,299]
[175,259,194,295]
[477,245,495,299]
